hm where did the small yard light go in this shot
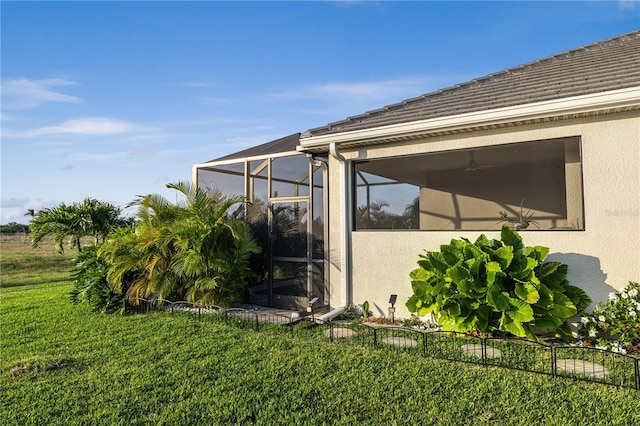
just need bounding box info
[388,294,397,322]
[307,297,319,315]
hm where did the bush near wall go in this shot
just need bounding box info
[579,281,640,354]
[407,226,591,342]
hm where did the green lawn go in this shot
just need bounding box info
[1,237,639,425]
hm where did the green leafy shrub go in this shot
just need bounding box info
[402,315,426,328]
[406,226,591,341]
[578,281,640,354]
[335,304,361,321]
[69,243,128,314]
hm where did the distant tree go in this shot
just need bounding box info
[402,196,420,229]
[355,197,421,230]
[29,198,124,253]
[356,199,391,229]
[0,222,30,234]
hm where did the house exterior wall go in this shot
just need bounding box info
[327,110,640,318]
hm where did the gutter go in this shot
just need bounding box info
[329,142,352,308]
[329,142,346,162]
[315,306,347,324]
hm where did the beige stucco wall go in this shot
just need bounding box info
[327,111,640,318]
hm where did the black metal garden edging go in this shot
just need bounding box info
[130,299,640,391]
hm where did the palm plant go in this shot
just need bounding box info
[29,198,123,253]
[81,198,125,244]
[100,182,260,307]
[356,199,391,229]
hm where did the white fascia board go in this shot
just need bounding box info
[193,150,301,169]
[299,86,640,149]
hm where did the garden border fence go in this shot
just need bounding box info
[131,299,639,391]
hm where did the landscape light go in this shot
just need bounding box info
[307,297,319,314]
[388,294,397,322]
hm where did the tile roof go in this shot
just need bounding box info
[205,133,301,163]
[302,30,640,138]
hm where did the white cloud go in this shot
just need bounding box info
[619,0,638,9]
[20,117,141,137]
[183,81,214,87]
[66,145,183,163]
[1,198,31,209]
[264,77,438,103]
[197,96,231,105]
[0,197,63,224]
[260,75,472,120]
[27,140,73,148]
[1,78,82,110]
[68,151,131,162]
[0,206,30,224]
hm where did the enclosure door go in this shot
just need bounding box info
[268,199,320,309]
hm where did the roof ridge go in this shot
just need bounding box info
[311,30,640,134]
[494,29,640,76]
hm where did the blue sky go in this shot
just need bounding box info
[1,1,638,224]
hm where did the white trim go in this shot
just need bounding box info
[329,143,352,307]
[299,87,640,149]
[193,150,302,169]
[191,165,198,187]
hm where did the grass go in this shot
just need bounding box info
[0,234,75,288]
[1,237,640,425]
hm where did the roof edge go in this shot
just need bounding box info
[193,149,302,170]
[299,86,640,149]
[304,30,640,137]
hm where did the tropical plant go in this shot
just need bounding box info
[356,198,419,230]
[99,182,260,307]
[361,300,373,319]
[497,199,539,230]
[406,226,591,341]
[29,198,124,253]
[69,243,128,314]
[402,196,420,229]
[578,281,640,354]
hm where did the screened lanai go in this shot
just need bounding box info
[193,134,329,311]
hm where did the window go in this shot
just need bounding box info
[353,137,584,231]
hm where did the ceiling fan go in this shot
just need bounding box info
[463,151,506,172]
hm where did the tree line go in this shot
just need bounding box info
[0,222,30,234]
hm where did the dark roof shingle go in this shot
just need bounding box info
[205,133,301,163]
